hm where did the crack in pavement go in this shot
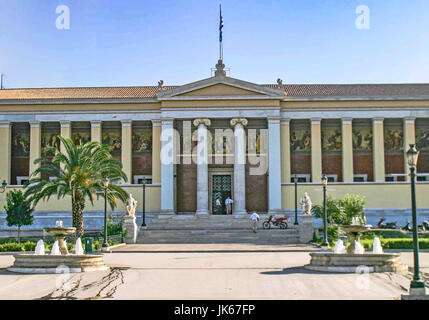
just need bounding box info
[36,268,126,300]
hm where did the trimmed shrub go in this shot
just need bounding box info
[361,238,429,250]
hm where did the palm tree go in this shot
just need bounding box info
[25,137,128,238]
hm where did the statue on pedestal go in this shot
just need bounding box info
[299,192,312,216]
[125,194,138,218]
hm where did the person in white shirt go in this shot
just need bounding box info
[225,196,233,215]
[215,198,222,214]
[250,212,260,233]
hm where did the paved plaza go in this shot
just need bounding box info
[0,244,427,300]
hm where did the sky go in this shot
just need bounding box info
[0,0,429,88]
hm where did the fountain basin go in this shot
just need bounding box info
[7,253,109,274]
[305,251,408,273]
[339,225,372,254]
[44,227,76,255]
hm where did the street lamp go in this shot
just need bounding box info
[294,175,298,225]
[405,144,427,297]
[0,180,7,193]
[321,175,329,247]
[102,177,109,248]
[141,178,147,229]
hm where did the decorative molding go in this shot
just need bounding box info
[230,118,248,127]
[280,118,290,126]
[310,118,321,125]
[404,117,416,124]
[151,119,161,127]
[341,118,353,125]
[0,120,11,128]
[160,118,174,126]
[372,117,384,124]
[121,120,133,127]
[29,121,40,128]
[193,118,211,127]
[91,120,102,128]
[59,120,71,128]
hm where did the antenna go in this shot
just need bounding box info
[0,74,3,89]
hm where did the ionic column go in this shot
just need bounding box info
[231,118,248,215]
[342,118,354,182]
[60,121,71,154]
[29,121,41,177]
[311,118,322,183]
[372,118,385,182]
[268,117,283,213]
[91,120,102,143]
[151,120,161,183]
[280,119,291,183]
[121,120,132,183]
[160,118,175,214]
[193,118,211,215]
[0,121,11,184]
[404,117,416,181]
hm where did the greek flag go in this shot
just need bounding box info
[219,5,224,42]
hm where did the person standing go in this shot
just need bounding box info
[215,198,222,214]
[250,212,260,233]
[225,196,233,215]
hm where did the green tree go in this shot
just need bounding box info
[4,189,34,243]
[339,193,366,225]
[24,137,128,238]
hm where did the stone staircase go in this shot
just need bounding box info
[136,214,300,244]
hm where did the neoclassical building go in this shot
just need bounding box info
[1,60,429,230]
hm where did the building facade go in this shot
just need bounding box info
[1,61,429,231]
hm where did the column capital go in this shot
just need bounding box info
[341,118,353,125]
[91,120,102,128]
[280,118,291,126]
[121,119,133,127]
[161,118,174,126]
[372,117,384,124]
[60,120,71,128]
[151,119,161,127]
[230,118,248,127]
[29,121,40,128]
[311,118,321,125]
[193,118,211,127]
[267,117,280,124]
[404,117,416,124]
[0,120,11,128]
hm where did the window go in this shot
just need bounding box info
[16,176,29,186]
[353,174,367,182]
[324,174,338,183]
[385,174,397,182]
[133,175,152,185]
[417,175,428,182]
[291,174,311,183]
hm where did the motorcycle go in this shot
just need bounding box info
[262,215,288,229]
[402,220,429,232]
[376,217,398,229]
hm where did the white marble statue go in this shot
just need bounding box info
[299,192,312,215]
[125,193,138,217]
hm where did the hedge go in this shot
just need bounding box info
[360,238,429,250]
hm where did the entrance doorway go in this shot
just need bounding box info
[209,170,233,214]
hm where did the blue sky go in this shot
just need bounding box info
[0,0,428,88]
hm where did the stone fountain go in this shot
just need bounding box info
[305,217,408,273]
[8,221,109,274]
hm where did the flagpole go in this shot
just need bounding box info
[219,4,223,61]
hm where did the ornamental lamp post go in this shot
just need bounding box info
[141,177,147,229]
[294,175,299,225]
[405,144,427,297]
[102,177,109,248]
[321,175,329,248]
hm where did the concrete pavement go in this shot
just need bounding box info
[0,244,427,300]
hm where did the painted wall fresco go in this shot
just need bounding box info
[41,133,60,155]
[11,131,30,156]
[290,128,311,152]
[321,127,342,151]
[416,128,429,152]
[352,128,373,151]
[384,123,403,152]
[132,128,152,153]
[102,129,121,153]
[71,131,90,145]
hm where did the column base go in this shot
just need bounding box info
[195,210,209,215]
[160,210,175,215]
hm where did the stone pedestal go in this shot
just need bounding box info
[298,215,314,244]
[123,216,138,244]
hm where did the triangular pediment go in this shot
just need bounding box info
[156,76,285,100]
